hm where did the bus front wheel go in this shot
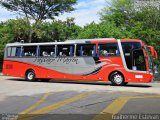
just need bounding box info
[110,72,125,86]
[25,70,36,82]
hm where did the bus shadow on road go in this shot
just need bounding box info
[124,84,152,88]
[50,80,152,88]
[6,78,152,88]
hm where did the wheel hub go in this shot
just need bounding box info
[114,75,123,84]
[28,72,34,80]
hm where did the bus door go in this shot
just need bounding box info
[131,49,147,71]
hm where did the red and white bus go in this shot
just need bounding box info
[2,38,154,86]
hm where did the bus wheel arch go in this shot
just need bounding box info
[108,71,127,86]
[25,69,36,81]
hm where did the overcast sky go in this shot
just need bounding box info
[0,0,110,26]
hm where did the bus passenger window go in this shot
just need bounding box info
[57,45,74,57]
[76,44,96,57]
[22,46,37,57]
[7,47,21,57]
[7,47,11,57]
[98,43,119,57]
[39,46,55,57]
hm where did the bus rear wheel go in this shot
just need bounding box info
[110,72,125,86]
[25,70,36,82]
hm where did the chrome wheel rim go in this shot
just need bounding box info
[28,72,34,80]
[114,74,123,84]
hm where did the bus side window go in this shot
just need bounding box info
[39,45,55,57]
[15,47,21,56]
[7,47,11,57]
[98,43,119,57]
[76,44,96,57]
[22,46,37,57]
[57,45,74,57]
[7,46,21,57]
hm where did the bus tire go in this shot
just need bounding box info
[110,72,125,86]
[25,70,36,82]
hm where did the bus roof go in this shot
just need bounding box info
[5,38,143,47]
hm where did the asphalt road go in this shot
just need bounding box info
[0,75,160,120]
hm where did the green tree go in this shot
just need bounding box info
[0,0,77,42]
[33,18,81,42]
[100,0,134,28]
[76,21,133,39]
[0,19,31,43]
[100,0,160,58]
[0,18,33,68]
[132,5,160,45]
[0,21,14,69]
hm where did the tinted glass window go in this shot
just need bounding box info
[76,44,96,57]
[7,47,11,57]
[98,43,119,56]
[121,42,141,70]
[39,45,55,57]
[57,45,74,57]
[22,46,37,57]
[122,42,141,56]
[7,46,21,57]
